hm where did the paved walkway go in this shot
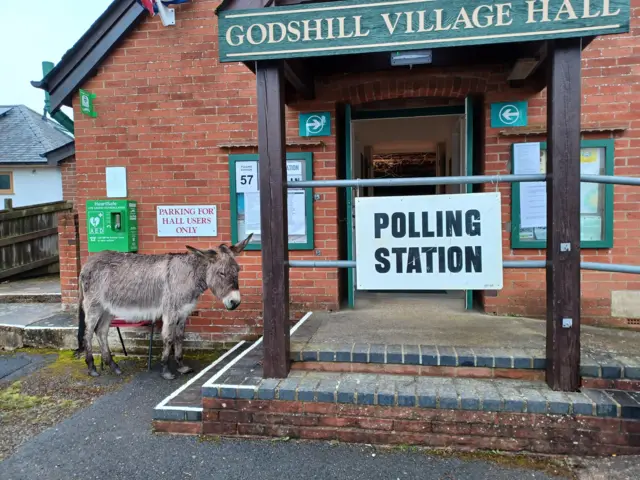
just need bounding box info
[0,303,66,328]
[0,275,60,296]
[0,352,57,386]
[305,293,640,356]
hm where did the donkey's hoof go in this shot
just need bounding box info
[89,369,100,377]
[177,365,194,375]
[161,371,176,380]
[109,361,122,376]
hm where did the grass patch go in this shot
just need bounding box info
[420,447,574,478]
[0,381,50,411]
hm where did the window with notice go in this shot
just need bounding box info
[510,139,614,249]
[229,152,314,250]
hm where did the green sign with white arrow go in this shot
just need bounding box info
[299,112,331,137]
[490,101,527,128]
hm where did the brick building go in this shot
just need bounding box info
[35,0,639,350]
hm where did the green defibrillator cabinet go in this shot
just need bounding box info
[86,199,138,253]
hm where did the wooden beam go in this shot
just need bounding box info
[256,60,290,379]
[545,38,582,392]
[283,59,315,100]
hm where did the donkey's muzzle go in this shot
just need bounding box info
[225,299,240,311]
[223,291,241,310]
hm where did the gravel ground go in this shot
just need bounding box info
[0,350,149,461]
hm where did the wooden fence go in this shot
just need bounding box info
[0,199,73,280]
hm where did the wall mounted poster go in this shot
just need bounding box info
[580,148,601,214]
[513,142,546,229]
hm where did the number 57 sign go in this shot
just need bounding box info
[236,161,258,193]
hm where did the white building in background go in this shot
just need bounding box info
[0,105,74,208]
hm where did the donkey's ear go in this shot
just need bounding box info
[230,233,253,254]
[186,245,207,258]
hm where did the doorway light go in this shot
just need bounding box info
[390,49,433,67]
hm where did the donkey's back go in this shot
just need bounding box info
[80,250,203,322]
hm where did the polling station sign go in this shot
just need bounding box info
[355,193,503,291]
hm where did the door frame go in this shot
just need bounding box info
[344,104,475,309]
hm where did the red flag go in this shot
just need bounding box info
[140,0,155,15]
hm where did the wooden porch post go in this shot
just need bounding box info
[545,38,582,391]
[256,60,291,379]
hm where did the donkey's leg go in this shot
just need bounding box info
[83,303,103,377]
[160,314,177,380]
[174,317,193,375]
[95,312,121,375]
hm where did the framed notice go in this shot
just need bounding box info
[510,139,614,249]
[229,152,314,250]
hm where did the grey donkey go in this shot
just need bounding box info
[74,234,252,380]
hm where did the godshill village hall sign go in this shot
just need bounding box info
[218,0,630,62]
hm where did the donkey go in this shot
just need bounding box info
[74,235,252,380]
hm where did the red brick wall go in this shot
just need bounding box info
[57,155,80,307]
[58,211,81,308]
[60,155,77,206]
[167,397,640,456]
[70,0,338,344]
[64,0,640,340]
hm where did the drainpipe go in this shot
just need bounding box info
[41,61,74,134]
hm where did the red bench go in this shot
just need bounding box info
[102,319,161,371]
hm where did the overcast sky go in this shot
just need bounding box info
[0,0,113,119]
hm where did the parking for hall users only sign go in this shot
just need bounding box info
[355,193,503,291]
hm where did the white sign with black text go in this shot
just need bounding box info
[157,205,218,237]
[236,161,258,193]
[355,193,503,290]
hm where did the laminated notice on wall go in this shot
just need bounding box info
[513,142,546,229]
[286,161,303,183]
[580,148,602,214]
[243,190,306,236]
[287,190,306,235]
[244,192,261,233]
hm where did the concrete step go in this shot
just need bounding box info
[0,275,61,304]
[152,316,640,454]
[157,340,640,454]
[201,370,640,422]
[152,341,252,423]
[290,342,640,386]
[0,293,61,303]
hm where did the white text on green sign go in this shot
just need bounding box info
[218,0,630,62]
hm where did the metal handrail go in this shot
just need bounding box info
[288,259,640,274]
[288,174,640,188]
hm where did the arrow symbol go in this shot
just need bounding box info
[499,105,520,124]
[305,115,327,135]
[501,109,518,120]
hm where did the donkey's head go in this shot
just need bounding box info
[186,234,253,311]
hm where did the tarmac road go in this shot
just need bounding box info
[0,370,567,480]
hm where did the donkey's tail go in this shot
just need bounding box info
[74,281,85,358]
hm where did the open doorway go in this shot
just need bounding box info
[342,105,477,311]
